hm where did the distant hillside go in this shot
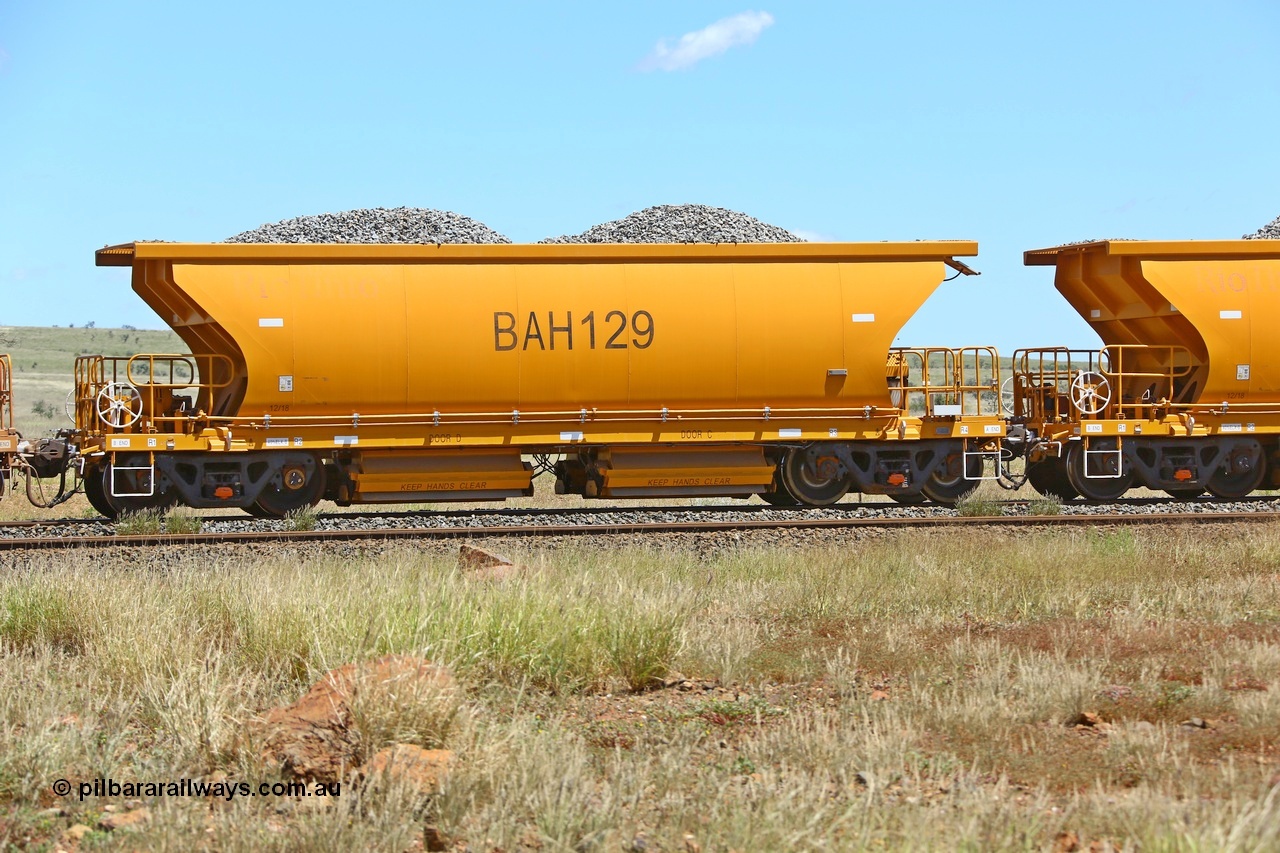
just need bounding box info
[1,325,182,438]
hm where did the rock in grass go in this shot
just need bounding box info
[458,543,524,581]
[457,543,513,571]
[252,655,455,783]
[98,807,151,831]
[359,744,453,796]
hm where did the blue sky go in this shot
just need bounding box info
[1,2,1277,350]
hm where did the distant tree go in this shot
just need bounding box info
[85,321,96,329]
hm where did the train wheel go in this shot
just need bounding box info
[1206,443,1266,499]
[1066,441,1132,501]
[921,450,982,507]
[1026,459,1079,501]
[779,447,850,507]
[1164,487,1206,500]
[253,458,325,517]
[83,466,118,519]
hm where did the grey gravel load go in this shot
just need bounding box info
[1244,215,1280,240]
[226,207,510,244]
[541,204,803,244]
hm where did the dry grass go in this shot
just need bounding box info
[0,525,1277,850]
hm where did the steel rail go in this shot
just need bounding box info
[1,510,1276,551]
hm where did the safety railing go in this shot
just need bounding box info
[1015,347,1089,420]
[1013,345,1200,423]
[1099,345,1197,418]
[1012,348,1106,422]
[889,346,1002,417]
[74,353,235,434]
[0,354,12,430]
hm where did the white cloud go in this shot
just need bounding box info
[638,11,774,72]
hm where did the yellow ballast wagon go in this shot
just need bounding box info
[80,241,1000,516]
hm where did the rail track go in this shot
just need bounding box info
[1,505,1277,551]
[3,492,1280,532]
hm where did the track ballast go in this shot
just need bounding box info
[1,495,1278,550]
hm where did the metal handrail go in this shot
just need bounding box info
[74,353,235,434]
[1099,344,1195,418]
[890,346,1002,416]
[1012,345,1200,422]
[1011,348,1105,421]
[0,354,11,430]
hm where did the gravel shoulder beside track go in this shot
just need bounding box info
[0,517,1263,570]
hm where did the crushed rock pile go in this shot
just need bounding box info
[541,204,803,244]
[1244,214,1280,239]
[226,207,510,244]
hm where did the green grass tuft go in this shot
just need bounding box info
[954,495,1004,517]
[0,583,90,653]
[114,508,163,535]
[1025,494,1063,516]
[284,505,318,531]
[163,507,203,534]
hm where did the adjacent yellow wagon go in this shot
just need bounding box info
[1015,239,1280,500]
